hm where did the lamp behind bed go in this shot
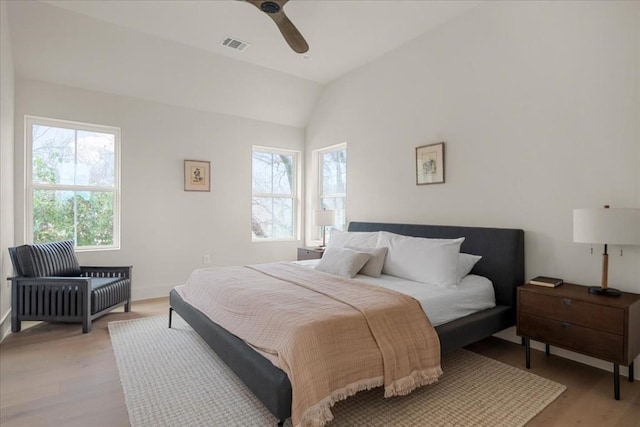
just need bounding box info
[314,209,335,248]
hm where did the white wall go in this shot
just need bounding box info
[14,79,305,300]
[0,0,16,340]
[306,1,640,376]
[8,0,321,128]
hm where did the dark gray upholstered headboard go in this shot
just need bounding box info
[347,222,525,310]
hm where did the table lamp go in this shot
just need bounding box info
[573,205,640,296]
[314,209,335,248]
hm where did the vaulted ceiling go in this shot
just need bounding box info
[7,1,483,127]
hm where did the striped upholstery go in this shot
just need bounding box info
[89,277,131,313]
[13,240,81,277]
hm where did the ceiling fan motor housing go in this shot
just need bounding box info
[260,1,280,14]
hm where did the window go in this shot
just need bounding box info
[26,116,120,250]
[252,147,299,241]
[318,143,347,232]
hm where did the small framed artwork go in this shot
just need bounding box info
[416,142,445,185]
[184,160,211,192]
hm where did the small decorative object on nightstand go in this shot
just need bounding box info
[573,205,640,296]
[517,283,640,400]
[297,247,324,261]
[529,276,563,288]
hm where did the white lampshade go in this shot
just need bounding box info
[314,209,336,227]
[573,207,640,245]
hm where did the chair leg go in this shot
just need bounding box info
[11,313,21,333]
[125,298,131,312]
[11,280,21,332]
[169,307,173,328]
[83,315,92,333]
[82,281,92,333]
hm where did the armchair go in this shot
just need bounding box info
[8,240,132,333]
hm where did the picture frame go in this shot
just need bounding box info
[416,142,445,185]
[184,160,211,192]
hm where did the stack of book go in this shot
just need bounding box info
[529,276,563,287]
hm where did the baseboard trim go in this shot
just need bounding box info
[0,283,177,342]
[494,326,640,381]
[3,290,637,381]
[0,308,11,342]
[131,283,177,302]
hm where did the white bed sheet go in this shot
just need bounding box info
[294,259,495,326]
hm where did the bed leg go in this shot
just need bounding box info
[168,307,173,328]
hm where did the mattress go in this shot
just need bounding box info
[295,260,496,326]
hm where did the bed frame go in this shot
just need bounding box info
[169,221,525,426]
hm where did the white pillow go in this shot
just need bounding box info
[327,229,379,249]
[377,231,464,288]
[346,246,388,277]
[458,253,482,282]
[315,247,371,278]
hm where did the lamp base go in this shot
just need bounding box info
[588,286,622,296]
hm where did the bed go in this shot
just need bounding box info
[169,221,525,426]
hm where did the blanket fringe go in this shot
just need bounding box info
[295,376,384,427]
[384,366,443,398]
[295,366,442,427]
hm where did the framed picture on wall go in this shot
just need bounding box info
[416,142,445,185]
[184,160,211,192]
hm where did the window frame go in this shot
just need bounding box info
[25,115,121,252]
[315,143,347,240]
[251,145,301,242]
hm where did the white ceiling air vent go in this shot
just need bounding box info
[221,37,249,52]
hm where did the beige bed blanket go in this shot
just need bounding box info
[176,262,442,427]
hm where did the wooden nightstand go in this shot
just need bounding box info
[297,247,324,261]
[517,283,640,400]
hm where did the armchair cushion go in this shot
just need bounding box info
[91,277,124,290]
[91,277,131,314]
[13,240,81,277]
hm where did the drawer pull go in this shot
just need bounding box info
[562,322,571,329]
[563,298,572,306]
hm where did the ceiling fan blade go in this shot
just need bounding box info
[268,10,309,54]
[243,0,309,54]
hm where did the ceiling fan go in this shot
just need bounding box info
[241,0,309,54]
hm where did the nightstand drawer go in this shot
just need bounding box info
[519,312,624,362]
[519,290,624,334]
[297,247,324,260]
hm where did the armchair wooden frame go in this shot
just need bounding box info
[8,246,132,333]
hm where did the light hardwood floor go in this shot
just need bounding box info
[1,297,639,427]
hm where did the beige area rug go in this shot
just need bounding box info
[109,315,565,427]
